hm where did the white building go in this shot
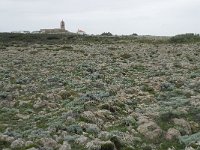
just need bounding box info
[77,29,86,35]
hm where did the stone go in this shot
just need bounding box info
[75,135,88,145]
[59,141,71,150]
[98,131,111,140]
[86,138,102,150]
[10,138,24,149]
[165,128,181,140]
[185,147,195,150]
[189,121,199,133]
[82,123,101,135]
[167,147,176,150]
[136,116,149,125]
[173,118,192,135]
[33,99,47,109]
[95,110,114,120]
[137,121,162,140]
[110,131,142,145]
[81,111,96,122]
[39,138,58,149]
[0,134,15,143]
[16,113,30,119]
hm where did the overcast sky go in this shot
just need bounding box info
[0,0,200,35]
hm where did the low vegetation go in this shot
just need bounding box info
[0,33,200,149]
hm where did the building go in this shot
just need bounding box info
[60,20,65,30]
[40,20,68,34]
[77,29,86,35]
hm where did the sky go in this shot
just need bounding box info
[0,0,200,36]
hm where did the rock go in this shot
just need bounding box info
[59,141,71,150]
[81,111,96,122]
[185,147,195,150]
[10,138,24,149]
[190,121,200,133]
[95,110,114,120]
[110,131,141,145]
[137,121,162,140]
[47,93,62,101]
[86,138,102,150]
[167,147,176,150]
[82,123,101,135]
[39,138,58,149]
[173,118,192,135]
[33,99,47,109]
[165,128,181,140]
[0,134,15,143]
[16,113,30,119]
[53,135,63,143]
[75,135,88,145]
[98,131,111,140]
[136,116,149,125]
[66,116,76,124]
[81,111,105,127]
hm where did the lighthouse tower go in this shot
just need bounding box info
[60,20,65,30]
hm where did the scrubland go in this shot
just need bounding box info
[0,33,200,150]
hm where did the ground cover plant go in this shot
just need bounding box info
[0,33,200,150]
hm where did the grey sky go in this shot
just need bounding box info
[0,0,200,35]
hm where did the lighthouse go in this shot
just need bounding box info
[60,20,65,30]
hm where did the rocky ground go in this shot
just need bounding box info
[0,34,200,150]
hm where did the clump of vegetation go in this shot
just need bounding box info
[120,53,132,59]
[159,140,185,150]
[159,111,179,122]
[46,36,60,40]
[101,142,115,150]
[169,33,200,43]
[141,84,155,94]
[110,136,124,150]
[101,32,113,36]
[0,141,11,149]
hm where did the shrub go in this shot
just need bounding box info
[159,111,179,122]
[160,83,174,91]
[143,146,152,150]
[140,84,155,94]
[0,141,11,149]
[46,36,60,40]
[170,33,200,43]
[101,32,113,36]
[120,53,132,59]
[101,142,115,150]
[66,125,83,134]
[131,33,138,36]
[110,136,123,150]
